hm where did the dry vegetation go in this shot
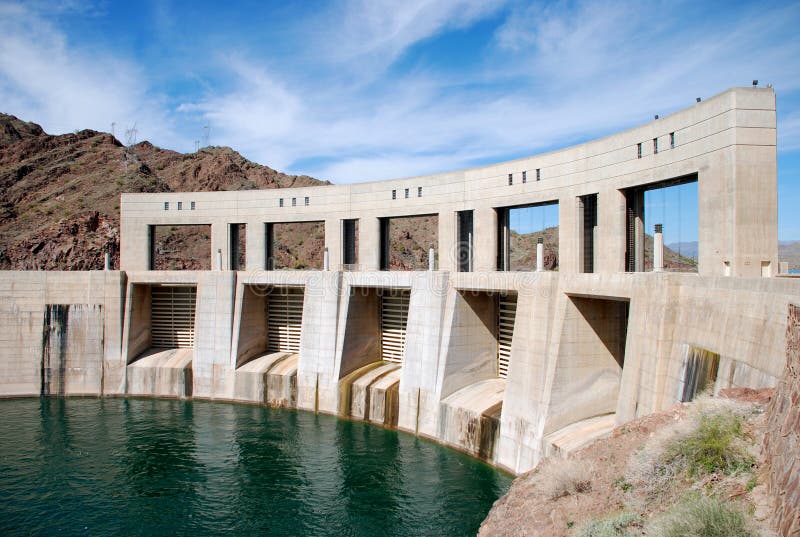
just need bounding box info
[479,391,776,537]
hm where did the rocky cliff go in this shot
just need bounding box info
[0,113,325,270]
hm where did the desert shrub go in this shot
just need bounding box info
[577,512,641,537]
[646,495,753,537]
[536,458,592,500]
[626,399,754,500]
[663,410,753,476]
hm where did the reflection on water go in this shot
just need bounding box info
[0,399,511,536]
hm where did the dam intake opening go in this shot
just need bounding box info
[544,295,630,456]
[233,284,304,407]
[125,284,197,398]
[337,286,410,426]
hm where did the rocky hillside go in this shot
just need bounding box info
[0,113,325,270]
[480,389,777,536]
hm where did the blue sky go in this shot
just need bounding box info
[1,0,799,239]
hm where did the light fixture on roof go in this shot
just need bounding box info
[696,97,702,103]
[752,80,758,86]
[654,114,659,120]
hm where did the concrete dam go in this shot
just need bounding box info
[1,86,799,475]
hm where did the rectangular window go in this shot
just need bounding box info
[177,201,183,211]
[304,196,309,206]
[508,173,513,185]
[653,138,658,154]
[536,168,541,181]
[164,201,169,210]
[190,201,196,210]
[522,171,527,183]
[670,132,675,149]
[292,198,296,207]
[418,186,422,197]
[637,143,642,159]
[392,189,396,200]
[405,188,409,199]
[279,198,284,207]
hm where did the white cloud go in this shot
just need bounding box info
[2,0,799,187]
[0,1,183,147]
[307,0,508,78]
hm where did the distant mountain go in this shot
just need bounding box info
[666,241,698,259]
[667,240,800,271]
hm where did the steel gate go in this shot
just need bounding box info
[497,294,517,378]
[150,286,196,348]
[267,287,304,353]
[380,289,410,363]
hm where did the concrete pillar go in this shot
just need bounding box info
[324,219,342,270]
[104,252,111,271]
[397,272,450,436]
[595,188,627,273]
[437,211,456,272]
[211,223,228,271]
[324,248,330,271]
[193,271,237,398]
[360,217,381,271]
[428,245,435,271]
[633,193,645,273]
[557,195,574,274]
[653,224,664,272]
[245,221,266,271]
[536,238,544,272]
[119,221,151,271]
[297,272,343,413]
[474,207,498,272]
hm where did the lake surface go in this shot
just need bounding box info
[0,398,511,537]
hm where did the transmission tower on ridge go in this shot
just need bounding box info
[125,122,138,146]
[122,122,139,173]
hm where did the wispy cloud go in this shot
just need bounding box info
[2,0,799,186]
[307,0,508,77]
[0,1,183,147]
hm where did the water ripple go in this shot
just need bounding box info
[0,398,510,536]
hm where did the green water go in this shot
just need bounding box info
[0,398,511,536]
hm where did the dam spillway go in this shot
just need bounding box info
[1,87,800,476]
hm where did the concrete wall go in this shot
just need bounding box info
[0,271,125,397]
[0,268,798,475]
[120,87,778,280]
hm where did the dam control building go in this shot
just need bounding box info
[1,86,798,475]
